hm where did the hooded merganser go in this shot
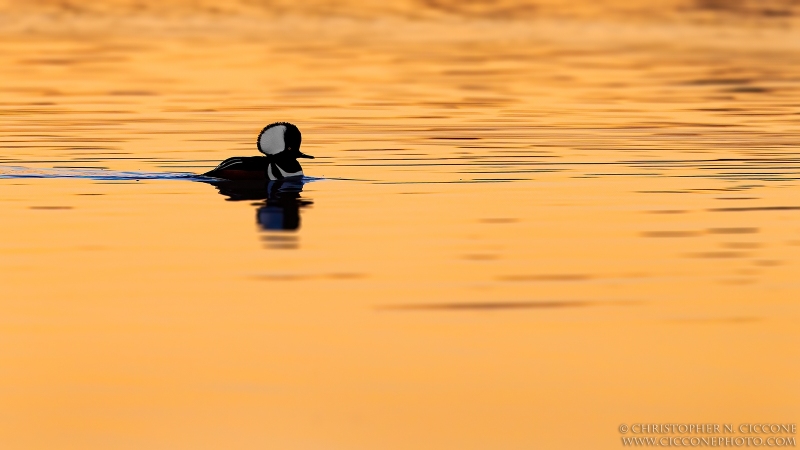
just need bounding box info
[203,122,314,180]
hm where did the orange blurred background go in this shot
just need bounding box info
[0,1,798,449]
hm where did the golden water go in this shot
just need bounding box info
[0,6,798,449]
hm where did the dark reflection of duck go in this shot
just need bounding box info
[203,122,314,180]
[204,177,313,231]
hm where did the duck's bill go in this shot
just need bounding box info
[297,152,315,159]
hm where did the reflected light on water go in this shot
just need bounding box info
[0,1,799,449]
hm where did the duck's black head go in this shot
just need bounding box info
[257,122,313,160]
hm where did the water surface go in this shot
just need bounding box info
[0,8,798,449]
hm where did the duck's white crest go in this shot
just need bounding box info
[258,124,286,155]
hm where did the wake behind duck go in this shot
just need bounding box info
[0,122,317,183]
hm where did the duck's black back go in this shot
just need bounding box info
[204,156,268,176]
[203,154,305,180]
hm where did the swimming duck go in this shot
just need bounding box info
[203,122,314,180]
